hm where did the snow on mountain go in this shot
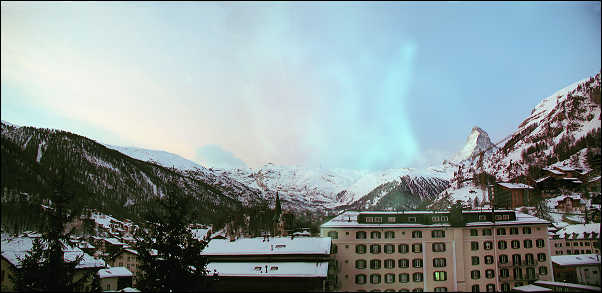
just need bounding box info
[104,144,207,172]
[459,72,600,182]
[451,126,497,163]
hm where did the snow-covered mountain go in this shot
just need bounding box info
[105,144,207,172]
[451,126,497,163]
[434,71,601,207]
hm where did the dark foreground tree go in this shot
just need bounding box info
[10,168,92,291]
[133,168,209,292]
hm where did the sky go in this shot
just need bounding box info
[1,1,601,171]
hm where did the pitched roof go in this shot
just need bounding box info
[512,284,552,292]
[497,182,534,189]
[98,266,133,278]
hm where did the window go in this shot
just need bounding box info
[434,287,447,292]
[433,271,447,281]
[413,272,423,282]
[384,259,395,269]
[503,215,510,220]
[385,244,395,254]
[357,231,367,239]
[385,273,395,284]
[510,227,519,235]
[433,258,446,267]
[412,243,422,253]
[372,231,382,239]
[538,266,547,275]
[485,269,495,279]
[370,244,381,254]
[511,240,520,249]
[471,270,481,279]
[398,259,409,268]
[526,267,536,280]
[512,254,521,265]
[408,217,416,222]
[441,216,448,222]
[485,255,493,264]
[412,231,422,238]
[495,215,502,221]
[523,227,532,234]
[432,216,440,222]
[328,231,338,239]
[472,256,480,265]
[387,217,396,223]
[498,240,507,250]
[525,254,534,265]
[106,284,111,291]
[499,254,508,264]
[513,268,522,279]
[331,244,338,254]
[356,274,367,284]
[366,217,374,223]
[399,273,409,283]
[536,239,545,248]
[432,230,445,238]
[432,243,446,252]
[370,259,382,269]
[479,215,487,221]
[471,241,479,250]
[385,231,395,238]
[501,283,510,292]
[472,285,480,292]
[400,290,410,292]
[399,244,409,254]
[412,288,423,292]
[470,229,478,236]
[484,241,493,250]
[356,244,367,254]
[496,228,506,235]
[500,268,509,278]
[486,284,495,292]
[370,274,381,284]
[412,259,423,268]
[356,259,367,269]
[524,239,533,249]
[483,229,492,236]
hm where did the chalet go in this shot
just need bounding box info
[552,254,601,286]
[98,266,133,291]
[551,195,586,213]
[201,237,333,292]
[496,182,534,209]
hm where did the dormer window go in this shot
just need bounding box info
[479,215,487,221]
[388,217,396,223]
[440,216,448,222]
[254,266,262,271]
[408,217,416,223]
[374,217,382,223]
[432,216,440,222]
[366,217,374,223]
[275,244,286,249]
[270,266,278,271]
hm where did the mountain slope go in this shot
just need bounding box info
[105,144,206,171]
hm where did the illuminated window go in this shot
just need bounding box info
[433,271,447,281]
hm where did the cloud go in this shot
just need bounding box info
[195,145,248,169]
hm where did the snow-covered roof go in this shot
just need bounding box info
[320,210,453,228]
[497,182,534,189]
[551,254,601,266]
[1,237,105,269]
[357,210,450,215]
[512,284,552,292]
[543,168,565,175]
[535,280,602,291]
[562,177,579,181]
[465,212,549,226]
[202,237,331,256]
[98,267,133,279]
[104,238,126,246]
[191,228,211,241]
[588,176,601,183]
[556,223,600,239]
[535,176,551,183]
[119,288,141,292]
[206,261,328,278]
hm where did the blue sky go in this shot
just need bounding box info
[1,1,600,170]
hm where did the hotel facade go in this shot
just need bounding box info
[320,210,554,292]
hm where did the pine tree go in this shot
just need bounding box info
[10,168,93,291]
[133,168,209,292]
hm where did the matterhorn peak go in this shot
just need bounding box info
[451,126,496,163]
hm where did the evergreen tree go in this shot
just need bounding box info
[133,168,209,292]
[10,168,93,291]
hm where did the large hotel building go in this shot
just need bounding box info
[320,210,554,292]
